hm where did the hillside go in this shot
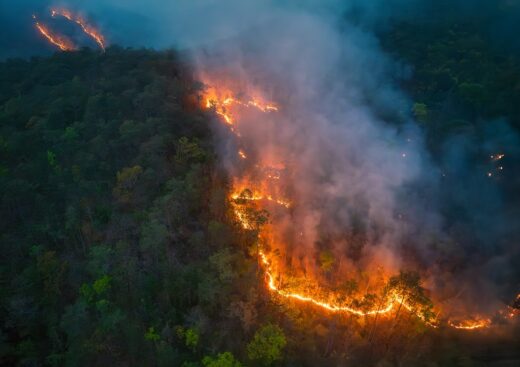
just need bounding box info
[1,18,519,367]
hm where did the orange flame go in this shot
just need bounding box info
[448,318,491,330]
[203,86,278,130]
[231,190,291,208]
[202,81,517,332]
[33,16,75,51]
[260,250,395,316]
[244,213,435,324]
[51,8,106,51]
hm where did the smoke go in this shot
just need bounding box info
[197,5,433,273]
[191,1,520,317]
[1,0,519,315]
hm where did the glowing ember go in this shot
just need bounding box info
[33,15,75,51]
[490,153,505,161]
[238,150,247,159]
[448,318,491,330]
[51,8,106,51]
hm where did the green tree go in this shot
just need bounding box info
[144,327,161,342]
[458,82,487,107]
[202,352,242,367]
[46,150,58,168]
[185,328,199,350]
[174,137,206,167]
[37,251,67,305]
[139,219,169,260]
[209,247,237,283]
[113,165,143,203]
[247,323,286,366]
[387,271,432,322]
[384,271,433,351]
[412,103,429,124]
[176,327,200,351]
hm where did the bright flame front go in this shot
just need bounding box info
[51,8,106,51]
[201,78,517,332]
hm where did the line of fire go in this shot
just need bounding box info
[29,3,519,342]
[201,78,520,332]
[33,8,106,52]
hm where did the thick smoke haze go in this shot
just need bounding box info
[192,1,520,316]
[195,6,437,281]
[190,1,519,318]
[1,0,519,314]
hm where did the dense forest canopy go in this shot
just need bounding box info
[1,2,520,367]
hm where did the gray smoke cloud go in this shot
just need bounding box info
[188,1,520,317]
[195,5,434,272]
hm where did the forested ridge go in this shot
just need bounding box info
[1,17,519,367]
[0,47,257,365]
[385,22,520,133]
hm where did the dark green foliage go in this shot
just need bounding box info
[247,323,286,366]
[382,19,520,145]
[0,48,256,366]
[202,351,242,367]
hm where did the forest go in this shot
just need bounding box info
[1,3,520,367]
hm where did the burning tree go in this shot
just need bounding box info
[387,271,435,324]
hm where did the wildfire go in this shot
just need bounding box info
[244,99,278,112]
[202,81,517,332]
[247,214,435,322]
[205,95,234,126]
[33,15,76,51]
[231,190,291,208]
[260,250,393,316]
[51,8,106,51]
[203,86,278,129]
[505,294,520,319]
[448,318,491,330]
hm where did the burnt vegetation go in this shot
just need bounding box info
[0,15,520,367]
